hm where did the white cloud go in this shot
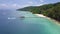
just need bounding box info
[40,0,44,2]
[11,4,22,9]
[0,2,45,9]
[0,4,22,9]
[28,1,33,4]
[12,4,17,7]
[35,4,44,6]
[0,4,8,7]
[24,4,31,7]
[0,4,9,9]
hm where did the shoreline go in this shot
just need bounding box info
[35,14,60,25]
[35,14,46,18]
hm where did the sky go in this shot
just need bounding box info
[0,0,60,9]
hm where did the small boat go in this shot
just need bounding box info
[8,17,16,19]
[19,16,25,18]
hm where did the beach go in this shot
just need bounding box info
[35,14,60,25]
[35,14,46,17]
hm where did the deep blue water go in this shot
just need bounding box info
[0,9,60,34]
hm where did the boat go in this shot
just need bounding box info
[19,16,25,18]
[8,17,16,19]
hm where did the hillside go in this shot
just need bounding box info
[18,2,60,21]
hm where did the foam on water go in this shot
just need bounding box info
[8,17,16,19]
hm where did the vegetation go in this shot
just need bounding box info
[18,2,60,21]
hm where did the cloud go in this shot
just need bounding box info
[28,1,33,4]
[0,0,45,9]
[0,4,22,9]
[0,4,8,7]
[35,4,44,6]
[0,3,44,9]
[11,4,23,9]
[11,4,18,8]
[12,4,17,7]
[40,0,44,2]
[0,4,9,9]
[23,4,30,7]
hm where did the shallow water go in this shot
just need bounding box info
[0,9,60,34]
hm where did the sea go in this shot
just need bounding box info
[0,9,60,34]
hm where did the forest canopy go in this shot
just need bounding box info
[18,2,60,21]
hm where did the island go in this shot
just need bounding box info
[17,2,60,22]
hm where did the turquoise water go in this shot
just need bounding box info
[0,10,60,34]
[20,11,60,34]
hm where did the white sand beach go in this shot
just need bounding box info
[35,14,51,20]
[35,14,60,25]
[35,14,46,17]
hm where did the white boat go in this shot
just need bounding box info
[8,17,16,19]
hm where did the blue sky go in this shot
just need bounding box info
[0,0,60,9]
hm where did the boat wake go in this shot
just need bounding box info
[8,17,16,19]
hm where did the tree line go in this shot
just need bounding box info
[18,2,60,21]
